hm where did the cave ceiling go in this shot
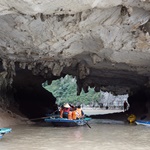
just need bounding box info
[0,0,150,95]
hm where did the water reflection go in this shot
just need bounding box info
[0,119,150,150]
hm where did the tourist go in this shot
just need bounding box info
[75,105,84,119]
[123,101,128,112]
[60,103,72,119]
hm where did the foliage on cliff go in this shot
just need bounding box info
[43,75,101,106]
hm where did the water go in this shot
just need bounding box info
[0,119,150,150]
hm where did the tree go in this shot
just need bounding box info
[43,75,101,106]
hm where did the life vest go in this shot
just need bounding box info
[72,111,77,120]
[76,108,82,119]
[127,114,136,123]
[68,111,72,120]
[60,107,72,119]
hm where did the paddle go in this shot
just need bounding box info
[85,122,91,128]
[30,116,51,121]
[82,116,91,128]
[30,110,58,121]
[73,119,91,128]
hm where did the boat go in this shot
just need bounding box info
[0,128,12,139]
[44,117,91,127]
[0,134,2,139]
[135,120,150,127]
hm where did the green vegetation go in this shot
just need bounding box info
[43,75,101,106]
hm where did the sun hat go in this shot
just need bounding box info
[63,103,70,108]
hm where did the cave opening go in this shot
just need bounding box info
[11,68,128,120]
[1,63,150,122]
[38,75,129,117]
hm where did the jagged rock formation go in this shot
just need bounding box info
[0,0,150,119]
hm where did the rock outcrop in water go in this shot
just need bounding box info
[0,0,150,126]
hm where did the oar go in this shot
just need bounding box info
[30,116,51,121]
[82,116,91,128]
[85,122,91,128]
[30,110,58,121]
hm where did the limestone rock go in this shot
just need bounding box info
[0,0,150,95]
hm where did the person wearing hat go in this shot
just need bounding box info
[60,103,72,119]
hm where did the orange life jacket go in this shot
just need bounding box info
[60,108,72,120]
[76,108,82,118]
[68,111,72,120]
[72,111,77,120]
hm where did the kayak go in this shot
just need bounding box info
[0,134,2,139]
[44,117,91,127]
[135,120,150,127]
[0,128,12,139]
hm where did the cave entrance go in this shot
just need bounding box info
[12,69,128,120]
[43,75,128,116]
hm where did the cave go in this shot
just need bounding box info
[0,0,150,126]
[0,60,150,122]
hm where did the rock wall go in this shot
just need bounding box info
[0,0,150,95]
[0,0,150,122]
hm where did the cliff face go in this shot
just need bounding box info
[0,0,150,121]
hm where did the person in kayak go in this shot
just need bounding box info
[60,103,84,120]
[75,105,84,119]
[60,103,72,119]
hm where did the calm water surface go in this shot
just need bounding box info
[0,119,150,150]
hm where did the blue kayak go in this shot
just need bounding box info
[135,120,150,127]
[45,117,91,127]
[0,134,2,139]
[0,128,12,139]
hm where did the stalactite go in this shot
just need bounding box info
[2,59,8,71]
[19,62,27,69]
[94,86,100,92]
[52,62,63,76]
[90,53,103,65]
[83,82,89,93]
[76,79,82,96]
[0,72,8,93]
[77,62,90,79]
